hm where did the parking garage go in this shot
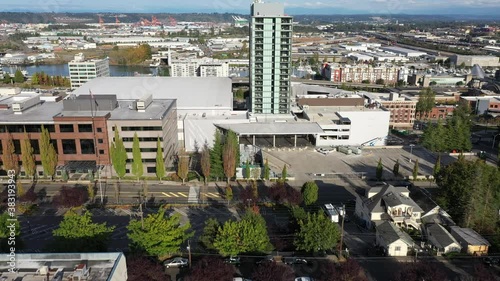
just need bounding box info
[216,122,324,148]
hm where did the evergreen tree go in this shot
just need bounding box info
[210,130,224,181]
[155,138,165,182]
[110,127,127,180]
[200,218,221,251]
[3,73,11,84]
[39,125,57,178]
[412,159,419,180]
[264,158,270,181]
[376,158,383,181]
[433,154,441,177]
[281,164,287,182]
[201,141,211,185]
[20,130,36,181]
[245,160,250,181]
[1,133,19,174]
[31,73,39,85]
[225,185,233,205]
[393,159,400,177]
[416,87,436,119]
[131,132,143,181]
[14,70,25,83]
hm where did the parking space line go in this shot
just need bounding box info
[169,192,180,198]
[207,192,220,198]
[161,192,171,197]
[177,192,188,198]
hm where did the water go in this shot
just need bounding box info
[1,64,157,77]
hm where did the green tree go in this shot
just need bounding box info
[177,148,190,184]
[131,132,143,181]
[214,211,272,256]
[155,138,165,182]
[201,141,211,185]
[302,181,319,206]
[52,210,114,252]
[393,159,400,177]
[110,127,127,180]
[416,87,436,119]
[31,73,39,85]
[412,159,419,180]
[225,185,233,205]
[14,70,24,83]
[20,130,36,181]
[282,164,287,182]
[87,183,95,202]
[200,218,220,251]
[264,158,270,181]
[127,209,192,256]
[3,73,11,84]
[0,213,21,252]
[39,125,57,180]
[376,158,383,181]
[2,133,19,174]
[223,135,237,184]
[433,154,441,177]
[210,130,224,181]
[294,212,341,253]
[375,78,385,85]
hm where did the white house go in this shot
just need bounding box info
[355,184,424,229]
[426,223,461,255]
[376,221,414,256]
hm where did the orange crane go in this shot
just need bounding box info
[151,16,161,26]
[98,15,104,27]
[115,16,120,24]
[168,16,177,26]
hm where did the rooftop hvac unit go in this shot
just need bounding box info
[37,266,49,275]
[136,93,153,112]
[12,95,40,114]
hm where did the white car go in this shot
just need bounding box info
[295,277,314,281]
[233,278,252,281]
[163,257,188,268]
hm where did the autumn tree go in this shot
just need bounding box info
[185,257,235,281]
[155,138,165,182]
[200,141,211,185]
[51,210,115,252]
[52,185,89,208]
[393,261,447,281]
[131,132,143,181]
[223,136,236,184]
[127,209,193,256]
[20,130,36,181]
[2,133,19,174]
[39,125,58,180]
[252,262,295,281]
[127,255,171,281]
[210,131,224,181]
[110,127,127,180]
[177,148,190,184]
[281,164,287,181]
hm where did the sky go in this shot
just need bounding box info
[1,0,500,15]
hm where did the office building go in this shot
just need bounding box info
[250,1,293,114]
[364,92,417,129]
[170,58,229,77]
[0,252,127,281]
[68,53,110,89]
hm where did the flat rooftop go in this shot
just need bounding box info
[109,100,175,120]
[0,253,124,281]
[304,105,386,124]
[216,122,324,135]
[0,101,62,124]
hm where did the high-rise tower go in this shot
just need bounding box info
[250,1,293,114]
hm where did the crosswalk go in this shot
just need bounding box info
[160,191,220,198]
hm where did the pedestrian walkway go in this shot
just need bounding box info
[188,186,200,203]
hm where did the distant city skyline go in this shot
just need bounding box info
[1,0,500,15]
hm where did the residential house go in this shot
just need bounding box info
[355,184,424,229]
[376,221,414,256]
[450,226,490,256]
[426,223,461,255]
[421,206,456,227]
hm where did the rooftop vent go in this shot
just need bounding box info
[136,93,153,112]
[12,95,40,114]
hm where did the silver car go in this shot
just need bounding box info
[163,257,189,268]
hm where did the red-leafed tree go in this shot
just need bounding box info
[185,257,235,281]
[268,182,303,206]
[315,259,368,281]
[393,261,447,281]
[127,255,170,281]
[474,263,497,281]
[20,187,38,203]
[52,185,89,208]
[252,262,295,281]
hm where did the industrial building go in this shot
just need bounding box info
[380,46,427,57]
[250,1,293,114]
[68,53,110,89]
[0,252,127,281]
[450,55,499,67]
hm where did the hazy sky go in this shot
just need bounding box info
[1,0,500,14]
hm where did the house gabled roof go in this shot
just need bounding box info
[382,191,424,212]
[427,223,460,249]
[450,226,491,246]
[376,221,414,246]
[363,185,415,213]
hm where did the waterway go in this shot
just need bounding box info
[1,64,157,77]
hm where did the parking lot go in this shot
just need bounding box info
[266,146,460,183]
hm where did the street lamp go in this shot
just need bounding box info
[409,144,415,163]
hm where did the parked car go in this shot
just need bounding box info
[483,257,499,267]
[283,257,308,265]
[233,278,252,281]
[224,256,241,266]
[163,257,188,268]
[255,255,274,264]
[295,277,314,281]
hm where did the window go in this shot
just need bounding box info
[147,167,156,173]
[125,148,157,153]
[78,124,93,133]
[62,140,77,154]
[122,137,162,142]
[59,124,74,133]
[99,149,105,155]
[80,139,95,154]
[98,139,104,144]
[30,140,40,154]
[395,246,401,251]
[121,126,162,131]
[50,140,58,154]
[97,128,103,132]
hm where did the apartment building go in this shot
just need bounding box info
[323,63,399,84]
[364,92,416,129]
[170,59,229,77]
[68,53,110,89]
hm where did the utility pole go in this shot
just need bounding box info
[187,240,192,268]
[339,204,345,258]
